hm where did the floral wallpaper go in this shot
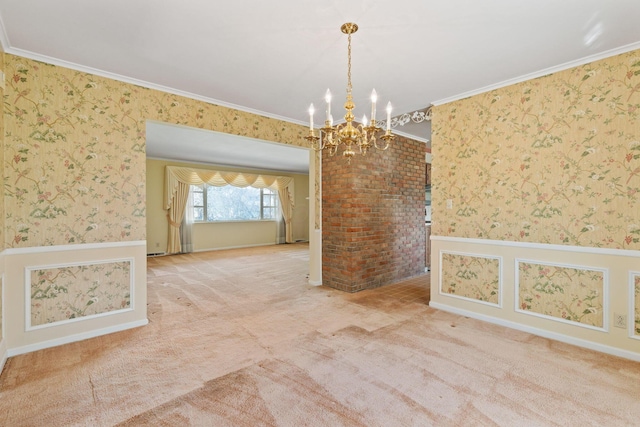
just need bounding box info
[635,274,640,336]
[432,49,640,250]
[30,261,131,326]
[517,261,604,328]
[3,54,307,248]
[440,252,500,304]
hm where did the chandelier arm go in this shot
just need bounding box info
[318,130,327,150]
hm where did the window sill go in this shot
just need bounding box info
[194,220,277,224]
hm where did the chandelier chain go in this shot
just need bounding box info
[347,32,352,94]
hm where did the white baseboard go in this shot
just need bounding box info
[308,280,322,286]
[0,339,7,376]
[7,319,148,357]
[193,243,276,252]
[429,302,640,363]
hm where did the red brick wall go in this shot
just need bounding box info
[322,135,426,292]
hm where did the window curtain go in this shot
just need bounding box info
[275,209,286,244]
[164,166,296,250]
[180,186,194,253]
[166,181,190,254]
[277,182,294,243]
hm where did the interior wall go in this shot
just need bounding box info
[292,173,310,242]
[2,53,309,355]
[430,49,640,359]
[193,222,277,251]
[146,158,309,253]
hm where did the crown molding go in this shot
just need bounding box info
[2,45,310,128]
[0,10,10,52]
[392,128,429,144]
[3,44,429,145]
[433,41,640,106]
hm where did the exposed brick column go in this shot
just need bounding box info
[322,135,426,292]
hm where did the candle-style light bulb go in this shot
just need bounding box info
[386,101,392,131]
[309,103,315,131]
[362,114,368,126]
[325,89,332,122]
[370,89,377,122]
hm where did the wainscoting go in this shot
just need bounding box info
[430,236,640,361]
[2,241,147,357]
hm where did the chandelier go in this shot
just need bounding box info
[305,23,394,163]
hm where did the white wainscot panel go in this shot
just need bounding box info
[4,241,147,356]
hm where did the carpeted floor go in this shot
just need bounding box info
[1,243,639,426]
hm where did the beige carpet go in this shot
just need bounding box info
[1,244,639,426]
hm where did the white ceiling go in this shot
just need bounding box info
[1,1,640,172]
[146,121,310,174]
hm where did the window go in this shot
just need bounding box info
[191,184,278,222]
[192,185,205,221]
[261,187,277,220]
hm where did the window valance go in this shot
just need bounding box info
[164,165,294,210]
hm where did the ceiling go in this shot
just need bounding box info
[146,121,310,174]
[1,1,640,172]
